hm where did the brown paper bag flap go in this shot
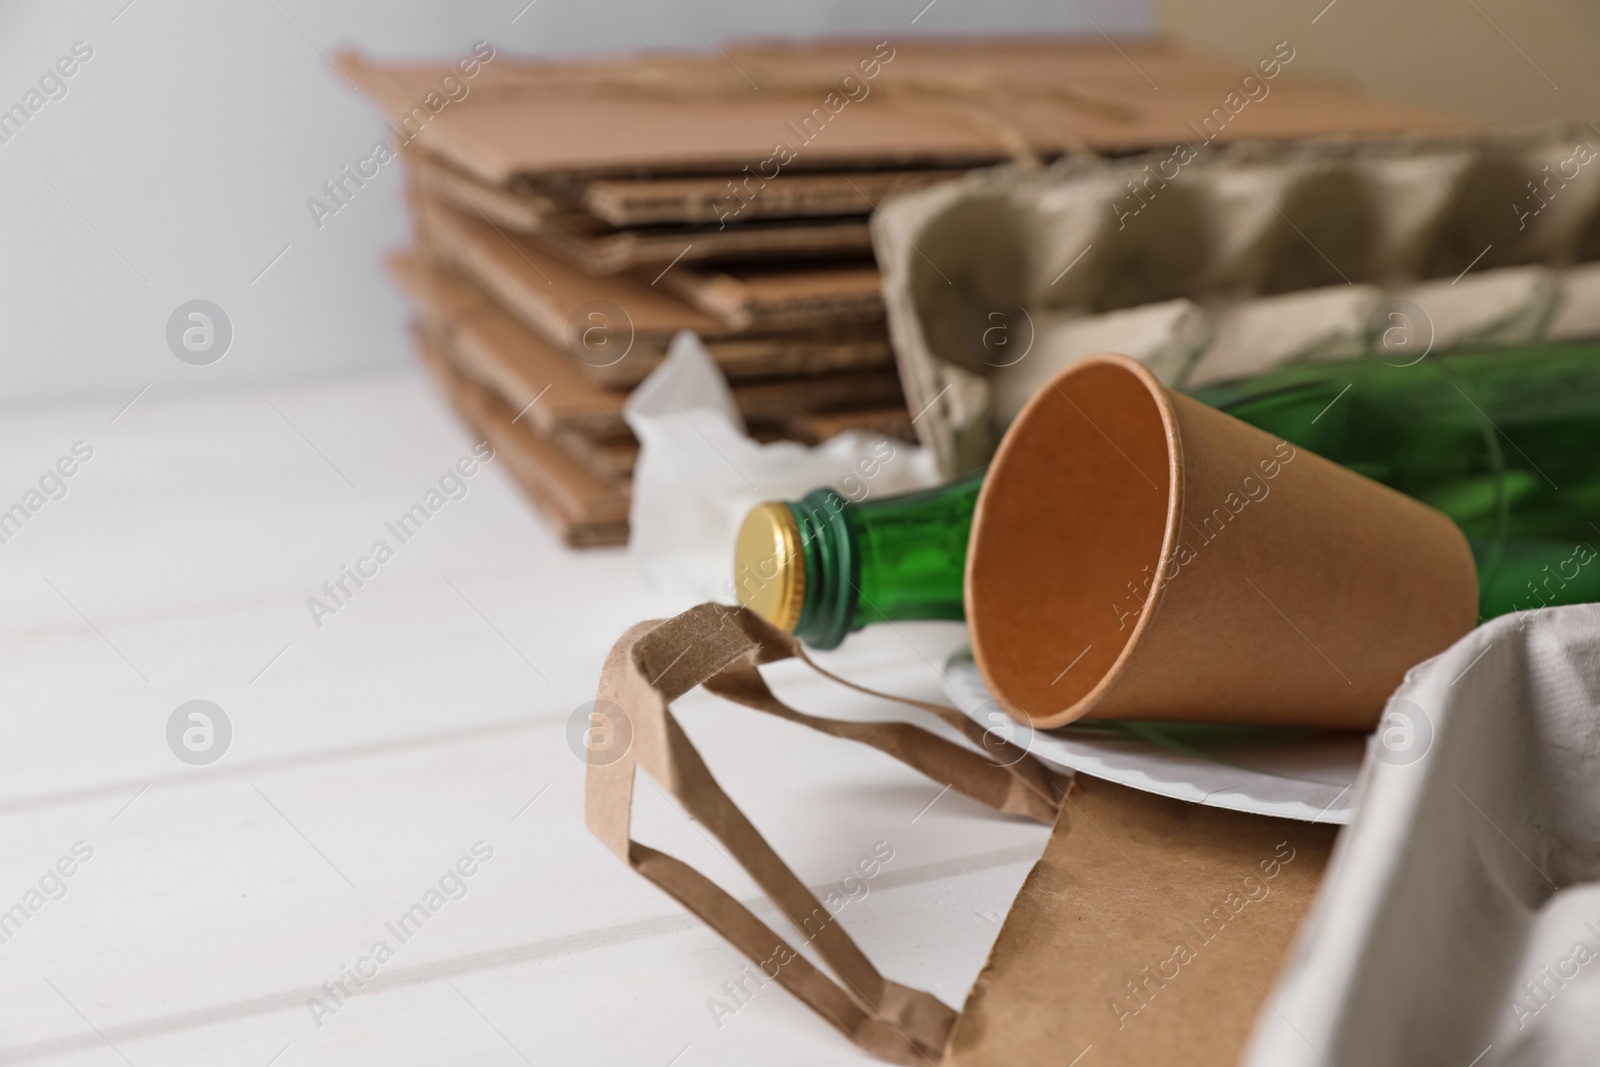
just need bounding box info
[586,603,1069,1064]
[946,776,1335,1066]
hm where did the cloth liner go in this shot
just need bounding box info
[623,331,937,599]
[1244,603,1600,1067]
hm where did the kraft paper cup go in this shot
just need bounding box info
[966,352,1478,730]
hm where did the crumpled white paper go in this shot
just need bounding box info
[624,331,940,600]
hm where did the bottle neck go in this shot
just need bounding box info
[788,488,860,650]
[786,472,983,649]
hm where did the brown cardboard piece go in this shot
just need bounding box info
[339,39,1468,186]
[390,251,631,436]
[409,152,562,231]
[417,197,894,387]
[657,260,885,331]
[413,153,874,272]
[580,169,964,227]
[967,353,1479,730]
[413,325,631,545]
[780,404,914,445]
[723,371,908,423]
[391,252,907,432]
[549,429,639,484]
[586,602,1335,1066]
[412,157,959,229]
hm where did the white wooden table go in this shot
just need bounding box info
[0,372,1048,1066]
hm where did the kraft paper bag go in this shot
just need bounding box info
[585,603,1334,1066]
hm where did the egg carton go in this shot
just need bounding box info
[874,122,1600,476]
[1243,604,1600,1067]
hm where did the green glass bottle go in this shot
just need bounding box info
[1192,343,1600,620]
[735,341,1600,647]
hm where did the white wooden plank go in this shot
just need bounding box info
[0,373,1039,1065]
[2,857,1035,1066]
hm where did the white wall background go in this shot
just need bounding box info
[0,0,1151,411]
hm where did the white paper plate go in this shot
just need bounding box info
[944,651,1364,824]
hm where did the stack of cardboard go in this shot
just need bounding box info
[341,37,1464,546]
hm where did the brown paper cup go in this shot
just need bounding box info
[967,352,1478,730]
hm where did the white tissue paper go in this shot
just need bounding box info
[623,331,940,600]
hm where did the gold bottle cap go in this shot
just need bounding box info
[733,502,805,632]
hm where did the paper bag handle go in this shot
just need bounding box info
[585,603,1069,1065]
